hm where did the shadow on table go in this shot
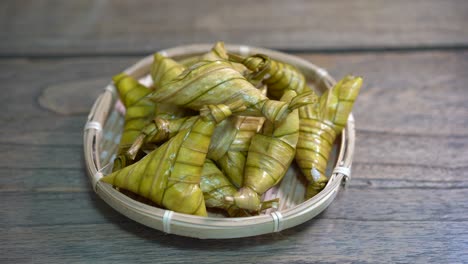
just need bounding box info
[85,163,330,251]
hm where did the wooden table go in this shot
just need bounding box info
[2,1,467,263]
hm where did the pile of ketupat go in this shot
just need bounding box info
[101,42,363,217]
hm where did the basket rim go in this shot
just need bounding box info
[83,44,355,239]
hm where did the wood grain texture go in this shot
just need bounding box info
[3,50,467,134]
[0,54,466,190]
[2,186,467,229]
[2,221,467,263]
[1,49,468,260]
[2,0,468,259]
[0,51,468,137]
[1,0,467,55]
[2,130,467,172]
[38,77,109,115]
[301,51,468,136]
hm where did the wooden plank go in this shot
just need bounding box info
[0,57,132,116]
[352,162,468,189]
[0,144,83,170]
[0,53,466,262]
[1,161,467,194]
[0,129,83,147]
[354,132,468,168]
[1,129,467,171]
[38,77,110,115]
[0,191,133,228]
[2,185,467,228]
[0,168,87,192]
[0,51,466,189]
[2,2,467,261]
[2,220,467,263]
[3,163,463,195]
[1,0,467,55]
[323,188,468,222]
[301,51,468,136]
[1,51,467,136]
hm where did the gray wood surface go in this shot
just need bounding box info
[1,1,468,263]
[1,0,468,55]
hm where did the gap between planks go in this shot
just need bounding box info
[0,45,468,60]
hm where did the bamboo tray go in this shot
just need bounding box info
[83,44,355,239]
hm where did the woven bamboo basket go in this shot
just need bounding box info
[83,44,355,239]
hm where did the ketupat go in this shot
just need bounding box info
[107,43,363,217]
[112,53,187,171]
[200,159,248,216]
[295,75,362,198]
[151,52,186,89]
[101,104,235,216]
[201,41,229,61]
[231,53,363,199]
[121,55,192,162]
[133,44,268,184]
[126,115,198,160]
[201,42,247,74]
[147,59,316,123]
[126,85,268,187]
[112,73,156,171]
[176,42,229,68]
[125,42,249,160]
[228,53,311,99]
[127,114,264,188]
[148,53,193,119]
[173,42,247,76]
[179,55,202,68]
[226,90,306,211]
[207,115,264,187]
[112,72,190,170]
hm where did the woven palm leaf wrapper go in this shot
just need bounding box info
[84,44,357,239]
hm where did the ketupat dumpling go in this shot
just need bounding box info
[102,104,234,216]
[228,53,310,99]
[112,74,156,171]
[296,75,362,198]
[116,55,192,164]
[207,115,264,188]
[147,58,316,124]
[226,90,305,211]
[151,52,186,89]
[125,113,264,188]
[200,159,248,216]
